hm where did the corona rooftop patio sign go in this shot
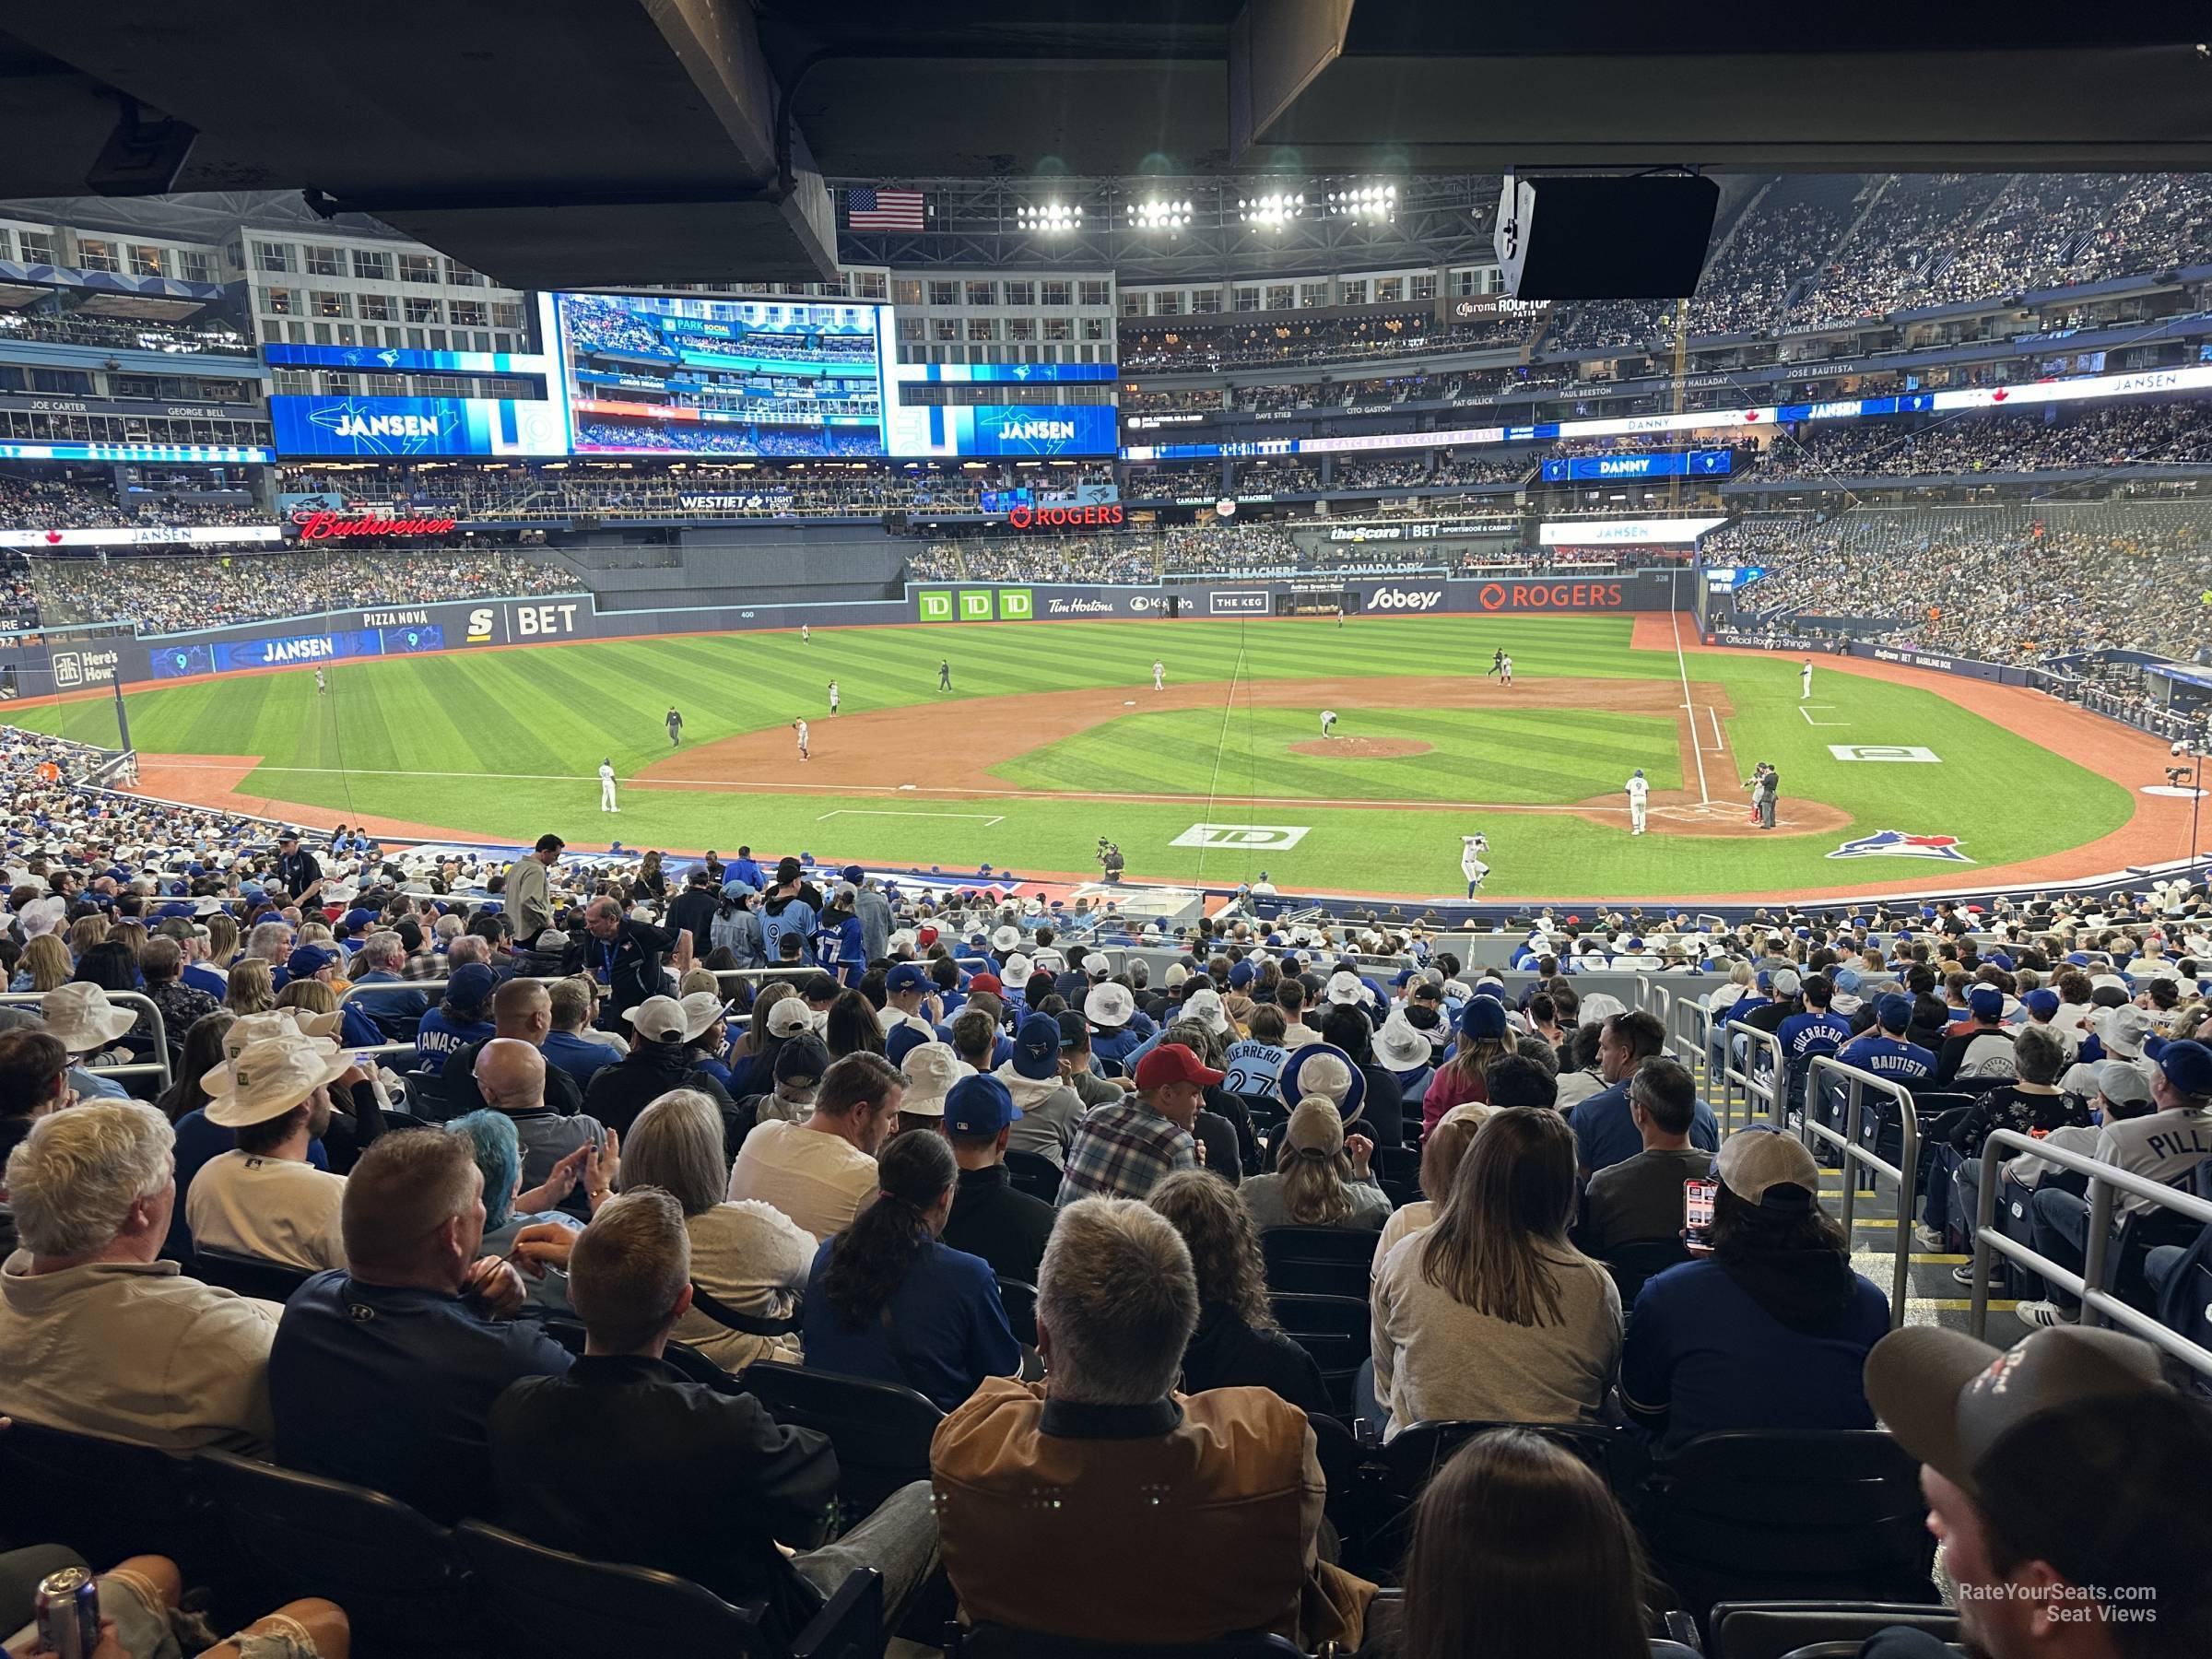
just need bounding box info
[290,510,460,541]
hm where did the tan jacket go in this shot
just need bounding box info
[931,1377,1373,1649]
[506,853,555,942]
[0,1252,281,1455]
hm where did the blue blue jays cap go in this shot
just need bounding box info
[1877,994,1914,1031]
[946,1073,1022,1136]
[1012,1015,1062,1080]
[886,962,931,994]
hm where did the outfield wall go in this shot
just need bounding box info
[1,570,1688,700]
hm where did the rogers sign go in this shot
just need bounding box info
[1005,502,1124,531]
[290,510,460,541]
[1477,581,1627,611]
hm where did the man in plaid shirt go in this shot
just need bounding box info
[1055,1044,1215,1207]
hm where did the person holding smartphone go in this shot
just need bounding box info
[1618,1126,1889,1450]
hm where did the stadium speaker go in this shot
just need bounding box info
[884,512,910,533]
[1492,173,1719,300]
[1166,595,1182,618]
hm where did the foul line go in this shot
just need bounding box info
[816,808,1006,827]
[1706,706,1724,755]
[1670,609,1712,805]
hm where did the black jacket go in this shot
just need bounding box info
[583,1041,740,1147]
[666,888,720,958]
[488,1354,836,1643]
[941,1164,1055,1286]
[441,1039,585,1119]
[1178,1303,1333,1419]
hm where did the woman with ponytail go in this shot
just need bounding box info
[799,1079,1023,1409]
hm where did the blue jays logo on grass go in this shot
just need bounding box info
[1826,830,1975,865]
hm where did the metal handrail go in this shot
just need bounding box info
[1672,997,1712,1077]
[337,971,759,1064]
[1718,1019,1784,1138]
[1970,1128,2212,1383]
[1804,1054,1922,1328]
[0,989,171,1093]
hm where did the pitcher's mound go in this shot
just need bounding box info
[1288,737,1432,759]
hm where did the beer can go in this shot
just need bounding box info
[33,1565,100,1659]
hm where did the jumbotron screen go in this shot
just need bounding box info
[555,292,893,458]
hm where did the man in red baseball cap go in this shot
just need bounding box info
[1055,1043,1220,1207]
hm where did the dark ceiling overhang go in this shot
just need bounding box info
[1,1,2208,292]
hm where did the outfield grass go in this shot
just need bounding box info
[14,614,2136,897]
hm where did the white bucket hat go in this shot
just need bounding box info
[39,983,138,1054]
[1085,982,1135,1030]
[204,1033,351,1128]
[1374,1012,1430,1072]
[1182,986,1230,1035]
[677,991,733,1043]
[899,1042,964,1117]
[223,1008,341,1060]
[992,924,1022,952]
[1000,953,1034,990]
[1324,970,1368,1007]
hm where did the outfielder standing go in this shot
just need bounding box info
[314,666,327,696]
[802,623,810,645]
[793,718,810,762]
[938,658,952,692]
[598,758,618,813]
[827,679,840,716]
[1152,659,1165,691]
[1626,768,1650,835]
[1460,833,1491,898]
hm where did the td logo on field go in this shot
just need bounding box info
[1170,823,1311,850]
[1827,745,1942,763]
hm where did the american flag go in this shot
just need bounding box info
[848,186,925,231]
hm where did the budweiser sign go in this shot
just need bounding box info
[1005,502,1124,531]
[290,510,459,541]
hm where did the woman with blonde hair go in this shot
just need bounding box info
[204,912,239,977]
[1371,1106,1488,1280]
[225,959,276,1016]
[1238,1098,1390,1231]
[13,934,71,993]
[107,919,148,971]
[1371,1106,1621,1438]
[1149,1168,1331,1416]
[66,913,110,961]
[618,1088,814,1371]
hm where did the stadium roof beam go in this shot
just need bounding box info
[0,4,841,288]
[1230,3,2212,171]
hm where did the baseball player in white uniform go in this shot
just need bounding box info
[1320,709,1338,738]
[1626,768,1650,835]
[314,667,327,695]
[1460,833,1491,897]
[1801,658,1814,700]
[1500,653,1513,687]
[1152,660,1165,691]
[827,680,840,715]
[802,623,810,645]
[793,718,810,761]
[598,758,618,813]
